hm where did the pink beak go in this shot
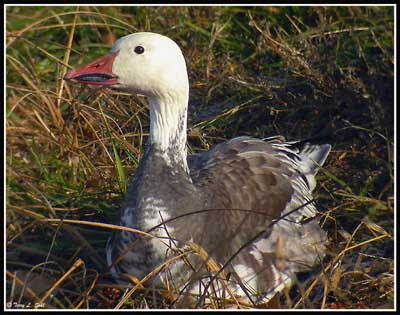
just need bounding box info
[64,51,119,86]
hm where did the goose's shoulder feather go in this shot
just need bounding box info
[188,136,329,221]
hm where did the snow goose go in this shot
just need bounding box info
[65,32,331,307]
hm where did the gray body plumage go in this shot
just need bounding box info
[107,135,330,304]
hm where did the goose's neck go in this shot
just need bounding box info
[148,90,189,167]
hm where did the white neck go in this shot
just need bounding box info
[148,89,189,165]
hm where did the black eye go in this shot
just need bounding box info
[134,46,145,54]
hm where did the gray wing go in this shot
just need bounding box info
[188,135,330,221]
[188,136,308,220]
[184,136,330,300]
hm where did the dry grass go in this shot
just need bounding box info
[5,6,394,309]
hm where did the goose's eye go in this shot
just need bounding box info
[134,46,145,54]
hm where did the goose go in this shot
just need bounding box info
[64,32,331,307]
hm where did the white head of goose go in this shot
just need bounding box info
[65,32,331,307]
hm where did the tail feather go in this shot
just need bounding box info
[298,143,331,191]
[300,143,331,175]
